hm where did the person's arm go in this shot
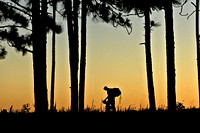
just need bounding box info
[102,97,108,104]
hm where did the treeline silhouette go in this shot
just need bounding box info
[0,0,200,113]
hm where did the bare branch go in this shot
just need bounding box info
[191,2,196,7]
[187,10,196,19]
[179,0,200,20]
[139,42,145,45]
[179,0,188,16]
[10,0,31,13]
[187,2,197,19]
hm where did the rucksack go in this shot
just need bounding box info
[112,88,121,97]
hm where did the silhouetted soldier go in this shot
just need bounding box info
[102,86,121,112]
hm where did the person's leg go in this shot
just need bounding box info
[105,103,110,112]
[109,97,116,112]
[112,106,116,112]
[110,105,116,112]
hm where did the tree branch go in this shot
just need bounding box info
[0,25,32,31]
[7,41,33,53]
[0,1,31,17]
[179,0,188,16]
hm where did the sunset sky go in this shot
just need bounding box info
[0,0,199,111]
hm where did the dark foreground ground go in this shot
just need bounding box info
[0,109,200,132]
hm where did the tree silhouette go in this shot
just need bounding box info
[31,0,62,113]
[50,0,59,112]
[48,0,63,112]
[0,0,62,113]
[0,0,31,55]
[143,2,156,111]
[195,0,200,108]
[179,0,200,108]
[79,0,87,112]
[32,0,49,113]
[62,0,80,112]
[180,0,200,108]
[164,0,181,111]
[87,1,132,34]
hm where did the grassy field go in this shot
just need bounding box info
[0,108,199,132]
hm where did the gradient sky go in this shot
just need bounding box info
[0,0,199,111]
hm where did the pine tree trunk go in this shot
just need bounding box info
[50,0,56,112]
[164,1,176,111]
[195,0,200,108]
[144,7,156,111]
[79,0,87,112]
[32,0,48,113]
[65,0,79,112]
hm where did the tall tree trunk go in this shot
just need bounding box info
[164,1,176,111]
[50,0,57,112]
[32,0,48,113]
[72,0,79,112]
[144,6,156,111]
[196,0,200,108]
[65,0,79,112]
[79,0,87,112]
